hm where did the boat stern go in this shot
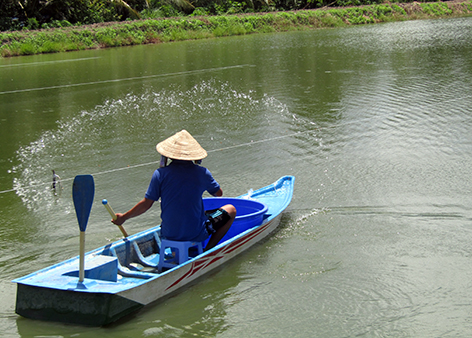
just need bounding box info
[15,283,143,326]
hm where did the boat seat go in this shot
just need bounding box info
[158,239,203,272]
[132,232,161,268]
[62,255,118,282]
[109,245,157,279]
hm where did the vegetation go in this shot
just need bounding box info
[1,0,472,57]
[3,0,471,31]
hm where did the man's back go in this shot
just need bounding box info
[145,160,220,242]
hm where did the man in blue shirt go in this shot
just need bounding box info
[112,130,236,251]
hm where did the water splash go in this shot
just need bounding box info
[243,189,254,199]
[10,80,296,212]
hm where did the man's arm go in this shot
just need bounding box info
[212,188,223,197]
[112,197,154,225]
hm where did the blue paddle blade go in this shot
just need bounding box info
[73,175,95,232]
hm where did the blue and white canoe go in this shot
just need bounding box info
[13,175,294,326]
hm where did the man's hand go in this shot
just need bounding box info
[111,198,154,226]
[112,213,127,226]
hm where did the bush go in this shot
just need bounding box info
[40,41,64,53]
[420,2,453,15]
[26,18,40,30]
[190,7,211,16]
[19,42,36,55]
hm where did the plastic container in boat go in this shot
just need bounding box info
[203,197,268,242]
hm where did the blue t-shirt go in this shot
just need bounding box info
[145,160,220,242]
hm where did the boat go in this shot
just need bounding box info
[13,175,295,326]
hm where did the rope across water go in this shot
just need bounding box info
[0,130,313,195]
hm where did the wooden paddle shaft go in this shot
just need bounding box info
[103,200,128,237]
[103,201,117,220]
[117,225,128,238]
[79,231,85,282]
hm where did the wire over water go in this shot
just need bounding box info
[0,64,251,95]
[0,130,314,195]
[0,57,101,69]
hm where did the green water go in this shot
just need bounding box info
[1,16,472,337]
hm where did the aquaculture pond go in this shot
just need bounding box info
[1,16,472,337]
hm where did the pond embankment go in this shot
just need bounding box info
[1,1,471,58]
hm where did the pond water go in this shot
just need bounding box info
[1,16,472,337]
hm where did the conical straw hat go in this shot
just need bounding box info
[156,130,207,161]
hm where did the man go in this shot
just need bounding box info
[112,130,236,251]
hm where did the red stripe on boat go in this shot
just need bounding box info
[166,221,272,291]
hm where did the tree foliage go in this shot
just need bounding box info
[0,0,149,31]
[1,0,433,31]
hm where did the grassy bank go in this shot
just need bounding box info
[1,1,472,58]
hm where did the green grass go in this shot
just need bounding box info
[1,1,472,58]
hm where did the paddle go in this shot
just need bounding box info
[72,175,95,283]
[102,199,129,238]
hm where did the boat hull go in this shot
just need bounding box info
[16,284,142,326]
[121,214,282,306]
[13,176,294,326]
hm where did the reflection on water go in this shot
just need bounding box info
[1,16,472,338]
